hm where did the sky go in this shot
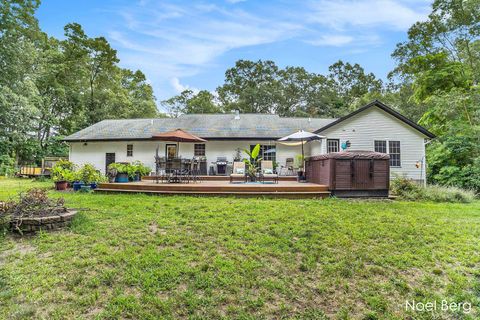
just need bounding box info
[36,0,431,110]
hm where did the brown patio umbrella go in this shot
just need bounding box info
[152,129,206,157]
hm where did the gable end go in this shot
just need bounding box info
[315,100,436,139]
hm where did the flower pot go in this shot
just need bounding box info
[133,173,141,181]
[90,183,97,189]
[55,181,68,191]
[115,173,129,183]
[73,181,84,191]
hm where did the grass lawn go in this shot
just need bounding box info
[0,178,479,319]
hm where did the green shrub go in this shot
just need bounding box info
[51,160,76,183]
[132,161,151,177]
[391,176,476,203]
[76,163,106,184]
[108,161,151,180]
[0,155,15,177]
[422,185,476,203]
[107,163,128,174]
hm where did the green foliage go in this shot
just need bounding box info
[242,144,262,178]
[161,89,220,116]
[0,1,159,167]
[131,161,151,177]
[0,155,15,177]
[164,59,382,118]
[294,154,304,170]
[389,0,480,192]
[76,163,105,184]
[107,162,151,180]
[107,163,128,174]
[51,160,75,182]
[391,176,476,203]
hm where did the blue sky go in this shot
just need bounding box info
[36,0,431,110]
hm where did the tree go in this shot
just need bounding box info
[216,60,282,114]
[184,90,220,114]
[215,60,354,117]
[328,60,383,110]
[161,90,220,116]
[0,1,159,166]
[391,0,480,190]
[0,0,42,163]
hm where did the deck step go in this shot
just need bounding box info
[97,184,328,193]
[95,188,331,198]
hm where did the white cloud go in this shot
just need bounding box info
[107,0,430,99]
[170,77,199,94]
[305,35,353,46]
[307,0,429,31]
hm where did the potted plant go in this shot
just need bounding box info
[294,154,306,182]
[76,164,104,190]
[233,148,242,162]
[126,162,138,181]
[243,144,262,182]
[108,163,129,183]
[131,161,150,181]
[51,160,75,190]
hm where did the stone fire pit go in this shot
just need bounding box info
[1,189,77,235]
[10,210,77,234]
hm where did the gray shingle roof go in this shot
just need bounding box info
[64,113,336,141]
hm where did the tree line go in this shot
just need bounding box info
[1,0,479,191]
[162,60,382,118]
[0,0,159,166]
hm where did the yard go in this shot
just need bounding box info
[0,178,479,319]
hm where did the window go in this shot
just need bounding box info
[327,139,339,153]
[250,145,276,163]
[389,141,401,167]
[194,144,206,156]
[127,144,133,157]
[374,140,387,154]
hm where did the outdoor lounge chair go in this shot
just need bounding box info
[258,160,279,184]
[230,161,246,183]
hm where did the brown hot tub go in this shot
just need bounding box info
[305,151,390,197]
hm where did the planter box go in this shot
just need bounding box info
[73,182,98,191]
[115,173,129,183]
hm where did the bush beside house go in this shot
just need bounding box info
[391,176,476,203]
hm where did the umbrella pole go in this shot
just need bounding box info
[301,139,304,171]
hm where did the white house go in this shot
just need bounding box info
[64,100,435,182]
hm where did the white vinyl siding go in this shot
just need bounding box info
[318,106,427,181]
[69,140,308,174]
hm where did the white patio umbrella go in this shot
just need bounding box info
[278,130,325,169]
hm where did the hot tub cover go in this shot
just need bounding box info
[307,150,390,160]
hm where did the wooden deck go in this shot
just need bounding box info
[95,180,330,198]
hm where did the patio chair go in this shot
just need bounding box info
[280,158,295,176]
[190,158,201,183]
[258,160,279,184]
[155,156,167,184]
[230,161,247,183]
